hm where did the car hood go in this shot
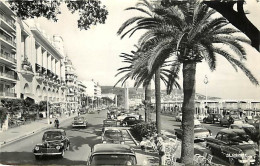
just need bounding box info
[103,135,123,141]
[194,128,209,133]
[234,144,256,156]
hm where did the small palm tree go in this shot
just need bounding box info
[118,0,258,164]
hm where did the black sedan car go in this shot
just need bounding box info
[87,144,137,165]
[33,129,70,159]
[206,128,256,165]
[120,116,143,127]
[203,113,222,124]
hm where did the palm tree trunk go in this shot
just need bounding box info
[181,62,196,165]
[155,68,161,134]
[145,81,151,122]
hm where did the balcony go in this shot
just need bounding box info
[21,57,34,77]
[48,78,54,86]
[0,52,16,66]
[43,76,49,84]
[0,92,17,98]
[0,32,16,48]
[0,14,16,30]
[0,72,17,82]
[35,73,44,82]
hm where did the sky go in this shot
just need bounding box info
[33,0,260,100]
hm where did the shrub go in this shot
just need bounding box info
[0,107,8,127]
[130,121,157,142]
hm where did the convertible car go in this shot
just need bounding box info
[206,128,256,165]
[33,129,70,159]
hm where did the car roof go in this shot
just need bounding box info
[92,144,134,154]
[104,127,120,131]
[44,129,64,133]
[220,128,246,134]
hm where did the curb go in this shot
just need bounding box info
[126,129,139,146]
[0,115,77,148]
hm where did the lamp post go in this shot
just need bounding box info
[204,75,208,114]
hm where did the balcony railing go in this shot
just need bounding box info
[0,14,16,29]
[0,52,16,63]
[0,72,17,80]
[0,33,16,47]
[0,92,17,98]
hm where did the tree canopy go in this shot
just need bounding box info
[8,0,108,30]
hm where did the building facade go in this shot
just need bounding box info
[0,1,66,113]
[64,56,78,113]
[0,1,17,99]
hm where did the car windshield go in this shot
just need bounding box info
[105,130,122,137]
[43,132,62,140]
[91,154,136,165]
[74,117,84,121]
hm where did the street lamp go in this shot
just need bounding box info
[204,75,209,114]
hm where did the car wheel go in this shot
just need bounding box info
[60,149,65,158]
[208,146,214,155]
[203,119,206,123]
[35,155,40,160]
[66,143,70,151]
[229,157,236,165]
[122,123,127,127]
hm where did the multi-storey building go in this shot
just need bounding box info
[83,79,101,108]
[0,2,17,99]
[77,80,87,109]
[64,56,78,112]
[0,1,67,114]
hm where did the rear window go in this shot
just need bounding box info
[91,154,136,165]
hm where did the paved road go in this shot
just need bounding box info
[0,111,105,165]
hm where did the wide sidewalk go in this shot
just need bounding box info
[0,113,78,147]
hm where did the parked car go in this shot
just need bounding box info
[175,113,182,122]
[87,144,137,165]
[101,127,124,144]
[72,116,88,128]
[203,113,222,124]
[33,129,70,159]
[206,128,256,165]
[197,114,207,121]
[219,115,241,127]
[120,116,143,127]
[175,119,212,141]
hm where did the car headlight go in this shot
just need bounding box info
[102,141,107,144]
[61,143,64,146]
[121,141,125,144]
[35,146,40,151]
[56,146,61,150]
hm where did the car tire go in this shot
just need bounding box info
[35,155,40,160]
[60,149,65,158]
[203,119,206,123]
[66,143,70,151]
[229,157,236,166]
[208,146,214,155]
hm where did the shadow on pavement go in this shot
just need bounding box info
[0,152,87,165]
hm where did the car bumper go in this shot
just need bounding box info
[72,124,86,127]
[238,158,255,164]
[34,152,62,156]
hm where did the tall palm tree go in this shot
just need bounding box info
[118,0,259,164]
[115,49,180,129]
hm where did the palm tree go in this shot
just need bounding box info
[118,0,258,164]
[115,49,180,129]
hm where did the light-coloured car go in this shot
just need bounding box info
[175,113,182,122]
[72,117,88,128]
[101,127,124,144]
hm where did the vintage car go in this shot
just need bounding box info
[175,113,182,122]
[120,116,143,127]
[230,123,258,142]
[33,129,70,159]
[203,113,222,124]
[87,144,137,165]
[175,119,212,141]
[72,116,88,128]
[206,128,256,165]
[101,127,125,144]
